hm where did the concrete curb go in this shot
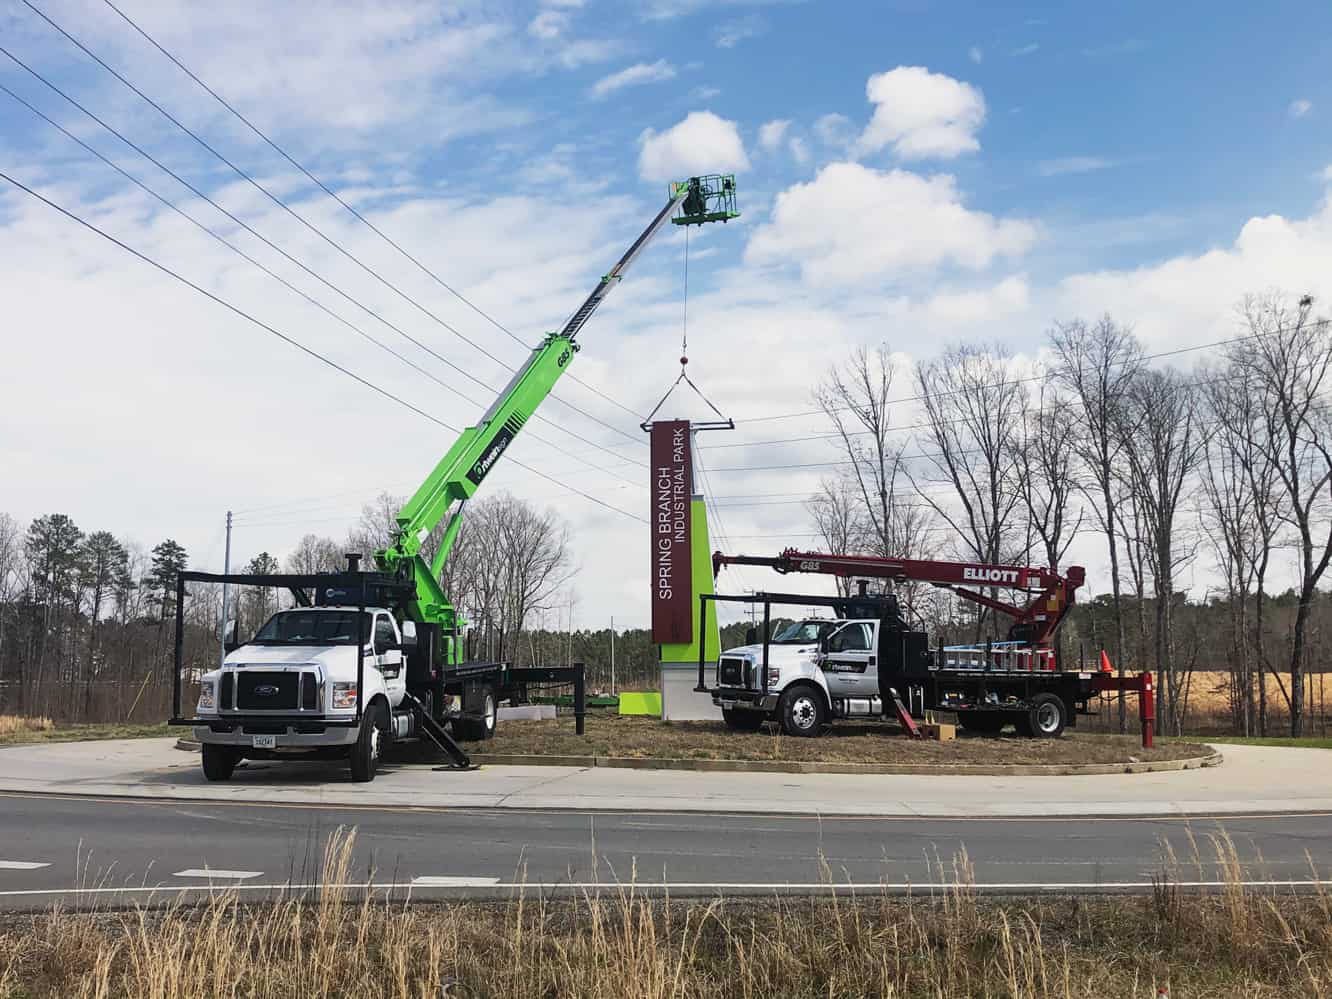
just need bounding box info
[467,751,1225,777]
[177,737,1221,776]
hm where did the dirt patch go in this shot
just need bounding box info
[0,718,170,746]
[471,714,1208,766]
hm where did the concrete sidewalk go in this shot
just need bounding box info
[0,738,1328,817]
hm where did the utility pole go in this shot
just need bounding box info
[219,510,232,668]
[610,614,616,695]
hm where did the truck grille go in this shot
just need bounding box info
[220,668,321,712]
[236,671,300,710]
[718,656,748,687]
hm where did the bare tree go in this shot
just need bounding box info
[286,534,344,575]
[1010,382,1084,572]
[1050,316,1144,730]
[806,474,866,598]
[1201,364,1288,734]
[815,344,934,563]
[346,492,404,557]
[912,343,1028,638]
[1229,293,1332,736]
[1117,368,1208,734]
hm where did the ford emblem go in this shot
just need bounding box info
[254,684,280,697]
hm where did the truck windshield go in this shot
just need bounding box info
[252,610,371,645]
[770,621,832,644]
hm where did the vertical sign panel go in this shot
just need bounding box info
[650,420,692,643]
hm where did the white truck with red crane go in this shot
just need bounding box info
[702,548,1122,738]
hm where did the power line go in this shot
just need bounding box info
[0,76,646,491]
[1,44,647,476]
[0,171,647,525]
[18,0,646,450]
[728,326,1318,428]
[97,0,647,426]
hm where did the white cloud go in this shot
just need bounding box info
[758,119,790,152]
[1290,99,1313,119]
[968,45,983,64]
[1051,198,1332,352]
[813,112,855,148]
[1010,43,1039,57]
[589,60,677,99]
[857,66,985,160]
[638,111,750,181]
[690,85,722,101]
[745,162,1038,285]
[1323,164,1332,183]
[528,10,569,38]
[789,136,810,165]
[1037,156,1115,177]
[714,14,766,48]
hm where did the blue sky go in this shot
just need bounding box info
[3,0,1332,623]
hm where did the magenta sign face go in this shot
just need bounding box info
[650,420,692,644]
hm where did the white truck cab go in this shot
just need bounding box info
[193,606,412,782]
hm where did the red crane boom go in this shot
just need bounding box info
[713,548,1085,647]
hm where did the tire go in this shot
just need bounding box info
[777,684,826,738]
[722,708,766,732]
[201,744,239,782]
[958,711,1007,734]
[349,702,387,782]
[1024,693,1067,739]
[456,685,497,742]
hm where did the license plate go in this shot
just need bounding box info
[251,734,276,749]
[720,700,737,710]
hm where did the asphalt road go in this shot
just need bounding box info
[1,792,1329,907]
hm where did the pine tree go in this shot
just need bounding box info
[148,539,189,622]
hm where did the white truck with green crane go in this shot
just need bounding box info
[171,176,739,781]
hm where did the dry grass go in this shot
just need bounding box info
[0,715,53,737]
[471,714,1211,766]
[0,716,170,746]
[0,831,1329,998]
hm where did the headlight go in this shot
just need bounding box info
[332,682,358,709]
[197,681,216,711]
[765,667,781,688]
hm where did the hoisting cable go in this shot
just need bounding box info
[639,224,734,430]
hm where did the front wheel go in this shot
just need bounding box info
[778,685,826,738]
[201,744,239,782]
[349,702,387,782]
[722,708,766,732]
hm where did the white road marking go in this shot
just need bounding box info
[1,877,1330,898]
[411,876,501,887]
[0,861,50,870]
[172,869,263,880]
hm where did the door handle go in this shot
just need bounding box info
[869,656,876,667]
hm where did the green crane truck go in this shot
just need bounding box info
[169,176,738,782]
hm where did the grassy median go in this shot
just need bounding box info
[469,714,1210,766]
[0,715,171,746]
[0,832,1326,998]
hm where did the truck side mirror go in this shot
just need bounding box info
[744,626,757,646]
[223,620,241,654]
[819,633,830,654]
[401,621,418,648]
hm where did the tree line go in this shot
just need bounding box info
[808,291,1332,736]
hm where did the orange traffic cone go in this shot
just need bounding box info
[1099,650,1114,673]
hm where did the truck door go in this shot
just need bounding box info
[820,622,875,696]
[372,614,406,701]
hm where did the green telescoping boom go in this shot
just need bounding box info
[375,175,738,665]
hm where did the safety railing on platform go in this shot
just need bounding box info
[936,641,1056,673]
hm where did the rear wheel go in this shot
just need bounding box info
[1024,693,1067,738]
[958,711,1007,734]
[778,685,826,738]
[722,708,766,732]
[456,685,497,741]
[349,702,387,782]
[201,744,239,782]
